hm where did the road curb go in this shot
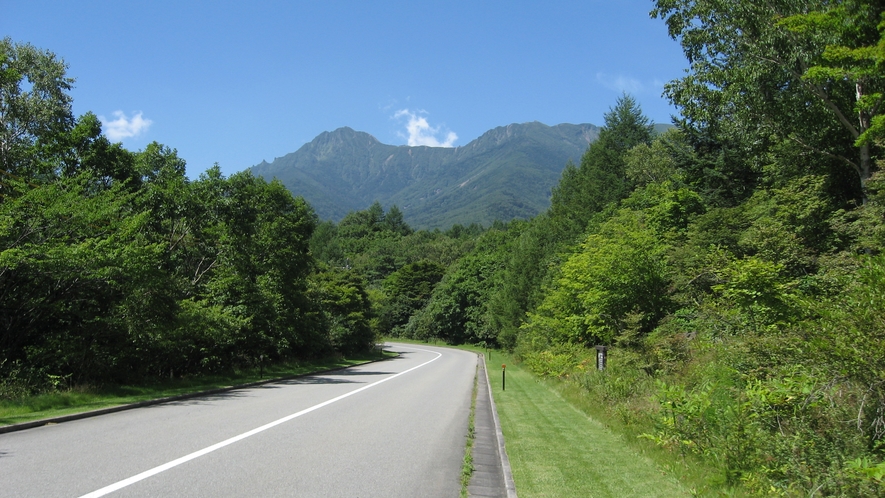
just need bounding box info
[0,350,395,435]
[483,355,518,498]
[468,354,518,498]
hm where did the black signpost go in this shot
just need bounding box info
[595,346,608,371]
[502,364,506,391]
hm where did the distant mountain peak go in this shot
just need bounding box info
[249,122,602,228]
[312,126,380,144]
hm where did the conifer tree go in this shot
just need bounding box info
[549,94,653,241]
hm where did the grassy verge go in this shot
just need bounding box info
[384,341,736,495]
[0,350,392,427]
[464,346,692,498]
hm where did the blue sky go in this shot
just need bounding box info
[3,0,688,179]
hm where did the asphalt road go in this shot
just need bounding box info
[0,343,477,498]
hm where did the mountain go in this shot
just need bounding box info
[250,122,600,229]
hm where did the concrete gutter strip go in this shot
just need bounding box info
[483,355,518,498]
[0,351,393,435]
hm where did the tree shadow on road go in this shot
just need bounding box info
[154,390,253,406]
[146,354,409,406]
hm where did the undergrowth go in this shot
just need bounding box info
[512,336,885,497]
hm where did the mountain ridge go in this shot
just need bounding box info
[250,122,602,228]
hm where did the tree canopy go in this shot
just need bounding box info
[652,0,885,200]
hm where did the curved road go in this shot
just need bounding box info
[0,344,477,497]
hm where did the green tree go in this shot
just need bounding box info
[0,38,75,179]
[652,0,885,201]
[309,220,342,264]
[549,94,653,241]
[624,129,684,187]
[308,267,374,354]
[379,259,445,334]
[493,96,655,350]
[484,219,543,349]
[522,209,672,348]
[406,228,511,344]
[63,113,139,187]
[201,172,318,360]
[0,172,169,382]
[382,204,412,236]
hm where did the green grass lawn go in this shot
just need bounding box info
[481,349,692,498]
[0,351,390,427]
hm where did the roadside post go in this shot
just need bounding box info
[595,346,608,371]
[502,364,506,391]
[259,355,265,378]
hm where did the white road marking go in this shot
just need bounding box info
[79,346,442,498]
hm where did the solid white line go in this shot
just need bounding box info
[79,346,442,498]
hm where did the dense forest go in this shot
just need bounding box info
[4,0,885,494]
[0,37,387,388]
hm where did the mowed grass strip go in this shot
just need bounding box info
[0,351,391,427]
[486,353,690,498]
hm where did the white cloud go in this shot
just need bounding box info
[595,72,645,94]
[99,110,153,141]
[393,109,457,147]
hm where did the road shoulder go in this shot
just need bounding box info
[469,355,517,498]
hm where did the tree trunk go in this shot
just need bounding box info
[861,141,872,205]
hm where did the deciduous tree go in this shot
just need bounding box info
[653,0,885,201]
[0,38,74,179]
